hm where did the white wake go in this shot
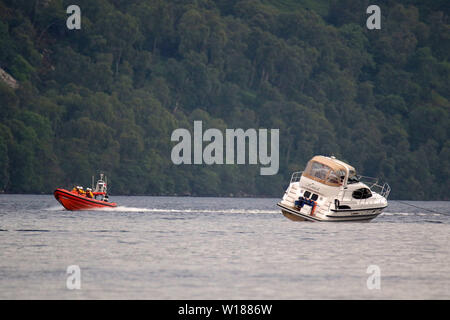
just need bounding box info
[95,206,280,214]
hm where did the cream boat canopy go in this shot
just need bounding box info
[302,155,356,187]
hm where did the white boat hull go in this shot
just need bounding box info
[277,202,387,222]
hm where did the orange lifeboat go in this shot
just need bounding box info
[54,174,117,211]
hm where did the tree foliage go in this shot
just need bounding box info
[0,0,449,199]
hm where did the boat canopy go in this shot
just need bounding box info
[302,156,355,187]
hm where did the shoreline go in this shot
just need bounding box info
[0,193,448,201]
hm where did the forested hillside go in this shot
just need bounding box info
[0,0,449,199]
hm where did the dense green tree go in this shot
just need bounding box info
[0,0,448,199]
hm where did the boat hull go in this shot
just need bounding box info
[54,188,117,211]
[277,202,385,222]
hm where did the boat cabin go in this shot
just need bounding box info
[302,155,356,187]
[93,173,108,194]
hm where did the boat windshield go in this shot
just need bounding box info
[303,160,344,186]
[347,170,359,183]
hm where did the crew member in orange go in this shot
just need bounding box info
[86,188,94,198]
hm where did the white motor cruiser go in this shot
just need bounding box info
[277,155,391,222]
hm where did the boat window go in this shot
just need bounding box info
[309,162,330,180]
[352,188,372,199]
[326,171,340,184]
[336,170,346,181]
[347,175,360,184]
[304,160,342,186]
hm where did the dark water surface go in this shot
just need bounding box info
[0,195,449,299]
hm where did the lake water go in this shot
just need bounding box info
[0,194,449,299]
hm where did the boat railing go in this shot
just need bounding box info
[290,171,391,200]
[338,176,391,204]
[357,175,379,186]
[358,175,391,199]
[371,182,391,199]
[290,171,303,183]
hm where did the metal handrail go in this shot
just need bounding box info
[289,170,391,200]
[290,171,303,183]
[369,181,391,198]
[357,175,379,186]
[338,176,391,202]
[379,183,391,199]
[355,175,391,199]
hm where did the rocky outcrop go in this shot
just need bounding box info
[0,68,19,89]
